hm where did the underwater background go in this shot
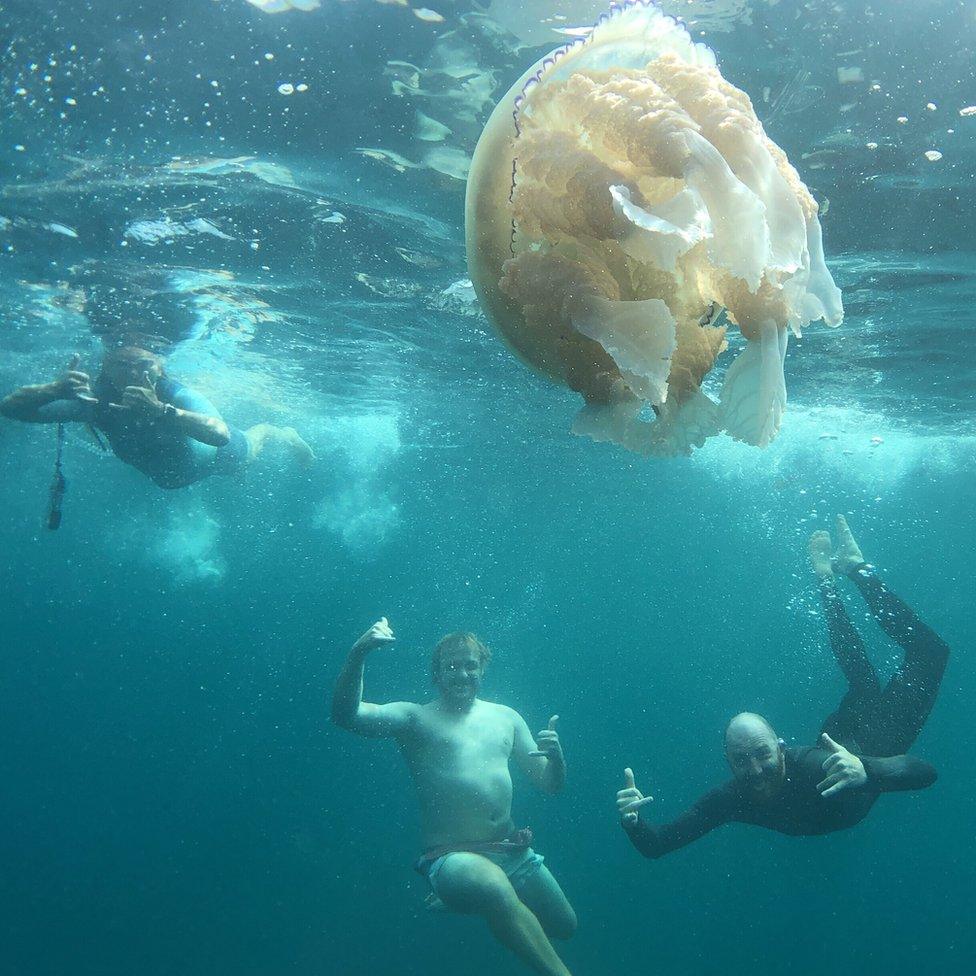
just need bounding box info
[1,1,974,973]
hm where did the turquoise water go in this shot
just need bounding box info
[1,1,974,974]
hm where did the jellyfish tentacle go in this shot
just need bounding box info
[610,184,710,271]
[799,215,844,328]
[720,320,788,448]
[680,130,769,292]
[571,294,677,405]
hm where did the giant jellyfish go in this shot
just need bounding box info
[465,1,843,455]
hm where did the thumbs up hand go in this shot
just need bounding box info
[351,617,396,656]
[55,354,96,403]
[817,733,867,797]
[617,767,654,824]
[529,715,563,763]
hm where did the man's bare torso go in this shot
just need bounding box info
[398,698,521,850]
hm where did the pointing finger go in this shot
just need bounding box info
[67,353,80,370]
[623,767,636,789]
[548,715,559,731]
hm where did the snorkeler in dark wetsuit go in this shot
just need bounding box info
[1,346,314,489]
[616,515,950,859]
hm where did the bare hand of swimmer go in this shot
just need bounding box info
[352,617,395,656]
[817,733,867,797]
[529,715,563,762]
[617,767,654,824]
[54,354,97,404]
[110,372,166,418]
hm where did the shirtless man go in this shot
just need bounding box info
[331,620,577,976]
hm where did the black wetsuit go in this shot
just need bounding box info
[625,565,949,859]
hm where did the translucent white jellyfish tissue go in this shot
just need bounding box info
[466,1,843,457]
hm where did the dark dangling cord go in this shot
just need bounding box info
[47,422,67,530]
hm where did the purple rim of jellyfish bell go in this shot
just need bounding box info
[507,0,687,211]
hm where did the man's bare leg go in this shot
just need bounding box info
[243,423,315,467]
[516,865,577,942]
[434,853,572,976]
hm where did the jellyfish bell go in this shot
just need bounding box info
[465,0,843,456]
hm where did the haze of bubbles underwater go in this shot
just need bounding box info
[1,2,974,975]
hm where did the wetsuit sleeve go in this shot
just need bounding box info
[801,745,936,794]
[32,399,91,423]
[163,381,222,419]
[860,754,938,791]
[622,786,735,859]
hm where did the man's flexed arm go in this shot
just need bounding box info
[109,375,230,447]
[514,714,566,794]
[1,354,97,421]
[331,618,417,738]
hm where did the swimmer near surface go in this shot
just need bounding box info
[465,0,844,457]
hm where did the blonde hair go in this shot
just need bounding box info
[431,631,492,681]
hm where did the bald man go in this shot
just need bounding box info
[616,516,950,859]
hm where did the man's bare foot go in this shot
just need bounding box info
[808,530,834,578]
[244,423,315,467]
[278,426,315,467]
[831,514,865,575]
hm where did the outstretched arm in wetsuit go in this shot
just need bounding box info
[615,768,735,859]
[0,355,97,422]
[331,617,419,737]
[1,355,229,447]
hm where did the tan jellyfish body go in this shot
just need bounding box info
[465,0,843,455]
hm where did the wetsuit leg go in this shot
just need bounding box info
[212,426,249,476]
[818,578,881,748]
[847,564,950,755]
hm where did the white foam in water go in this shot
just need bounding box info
[149,498,226,585]
[315,413,401,556]
[319,485,399,554]
[692,403,976,488]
